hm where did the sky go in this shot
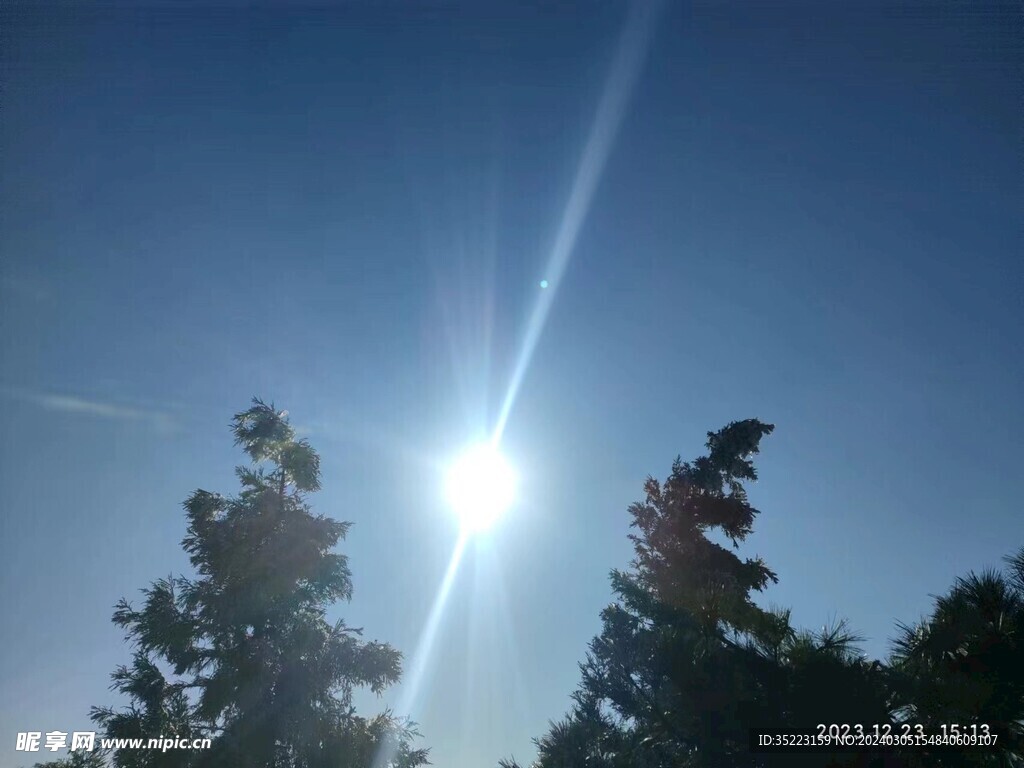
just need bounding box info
[1,1,1021,766]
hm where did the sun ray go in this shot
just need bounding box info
[493,0,663,443]
[372,533,469,768]
[375,8,662,767]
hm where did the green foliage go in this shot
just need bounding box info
[506,418,1024,768]
[624,420,778,647]
[890,549,1024,766]
[580,420,792,765]
[88,399,428,768]
[509,420,896,768]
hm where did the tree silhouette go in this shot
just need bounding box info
[27,408,1023,768]
[890,548,1024,766]
[504,420,894,768]
[65,399,427,768]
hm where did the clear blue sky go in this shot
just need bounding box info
[1,2,1020,766]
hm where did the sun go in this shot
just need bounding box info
[445,443,517,532]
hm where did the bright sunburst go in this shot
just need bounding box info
[445,443,517,532]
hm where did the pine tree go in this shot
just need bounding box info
[85,399,428,768]
[575,419,783,765]
[891,548,1024,766]
[508,420,892,768]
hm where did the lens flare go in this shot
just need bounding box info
[374,6,662,767]
[493,0,663,443]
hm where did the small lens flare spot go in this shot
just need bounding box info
[539,280,549,289]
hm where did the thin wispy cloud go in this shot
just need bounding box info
[3,387,178,432]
